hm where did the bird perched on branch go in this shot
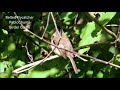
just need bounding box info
[51,29,80,74]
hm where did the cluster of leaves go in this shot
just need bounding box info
[0,12,120,78]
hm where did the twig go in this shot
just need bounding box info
[13,12,22,26]
[22,42,33,62]
[13,55,59,74]
[106,24,120,27]
[84,12,117,40]
[41,12,50,38]
[50,12,58,31]
[50,12,61,37]
[78,53,120,69]
[75,54,88,62]
[14,65,35,74]
[74,14,78,30]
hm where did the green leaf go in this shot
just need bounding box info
[114,54,120,64]
[0,62,6,73]
[60,12,72,21]
[39,42,48,48]
[28,68,58,78]
[79,22,102,54]
[86,70,93,77]
[117,55,120,62]
[2,29,8,35]
[74,29,80,35]
[109,46,116,54]
[60,12,77,25]
[98,12,116,25]
[18,74,27,78]
[0,61,13,78]
[7,43,16,51]
[96,71,103,78]
[14,60,26,68]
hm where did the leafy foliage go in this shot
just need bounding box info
[0,12,120,78]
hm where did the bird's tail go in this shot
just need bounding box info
[68,55,80,74]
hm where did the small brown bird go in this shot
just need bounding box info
[51,29,80,74]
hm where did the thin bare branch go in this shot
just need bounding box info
[14,65,35,74]
[106,24,120,27]
[13,55,59,74]
[84,12,117,40]
[75,54,88,62]
[42,12,50,38]
[50,12,61,37]
[79,53,120,69]
[22,42,33,62]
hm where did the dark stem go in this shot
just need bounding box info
[84,12,117,40]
